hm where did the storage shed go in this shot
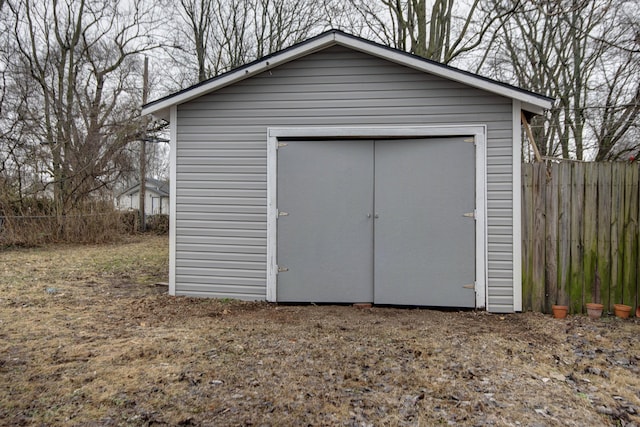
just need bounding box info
[142,30,553,313]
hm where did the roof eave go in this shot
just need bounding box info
[141,32,340,120]
[521,101,551,116]
[142,30,554,121]
[331,32,554,114]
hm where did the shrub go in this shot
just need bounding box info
[146,214,169,234]
[0,200,136,247]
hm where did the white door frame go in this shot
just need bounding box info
[266,125,487,308]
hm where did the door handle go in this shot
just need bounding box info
[367,213,372,218]
[374,213,379,218]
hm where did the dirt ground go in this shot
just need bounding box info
[1,235,639,426]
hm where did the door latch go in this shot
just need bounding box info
[463,210,476,219]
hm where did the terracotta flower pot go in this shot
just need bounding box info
[636,306,640,318]
[613,304,631,319]
[552,305,569,319]
[586,303,603,320]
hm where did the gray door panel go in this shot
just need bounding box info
[276,140,374,302]
[373,138,476,307]
[276,137,475,307]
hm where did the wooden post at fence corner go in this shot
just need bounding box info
[521,163,534,311]
[544,163,559,313]
[532,163,546,312]
[521,111,542,163]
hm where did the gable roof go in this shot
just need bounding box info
[142,29,554,121]
[119,178,169,197]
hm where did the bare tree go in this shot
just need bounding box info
[177,0,215,83]
[589,5,640,160]
[250,0,325,59]
[173,0,327,84]
[2,0,161,214]
[591,53,640,160]
[0,3,46,207]
[488,0,639,161]
[348,0,513,64]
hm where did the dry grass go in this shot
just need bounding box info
[1,235,639,426]
[0,210,138,247]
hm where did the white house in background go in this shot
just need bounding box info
[115,178,169,215]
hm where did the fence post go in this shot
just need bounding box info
[532,163,546,312]
[522,164,534,311]
[623,165,638,307]
[583,163,599,309]
[569,164,585,313]
[595,163,612,310]
[611,164,625,310]
[545,163,559,313]
[557,163,572,307]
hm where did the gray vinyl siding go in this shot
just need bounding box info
[175,45,515,310]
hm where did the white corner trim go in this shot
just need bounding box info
[475,127,488,310]
[168,105,178,296]
[512,101,523,312]
[266,133,278,302]
[266,125,487,309]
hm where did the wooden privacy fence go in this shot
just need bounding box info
[522,162,639,314]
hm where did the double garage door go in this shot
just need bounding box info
[276,137,476,307]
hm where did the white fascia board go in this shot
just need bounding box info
[168,105,178,296]
[143,31,552,122]
[333,33,553,113]
[142,33,340,121]
[521,102,547,116]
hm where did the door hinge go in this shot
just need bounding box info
[463,137,475,144]
[277,142,288,148]
[463,210,477,219]
[462,283,475,289]
[277,266,289,273]
[278,210,289,217]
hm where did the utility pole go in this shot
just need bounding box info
[139,56,149,232]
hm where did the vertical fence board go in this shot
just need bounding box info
[523,161,640,314]
[557,163,572,307]
[611,164,625,308]
[522,164,534,311]
[583,163,598,308]
[569,164,585,313]
[532,164,546,312]
[597,163,612,310]
[637,164,640,310]
[545,164,559,313]
[623,165,638,307]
